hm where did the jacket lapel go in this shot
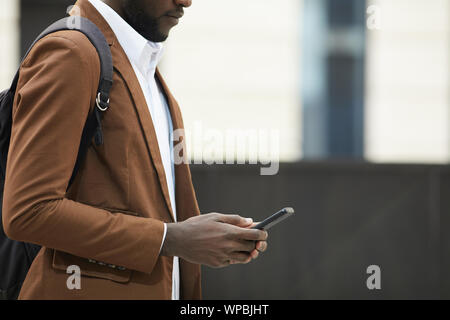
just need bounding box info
[155,70,183,137]
[156,70,200,223]
[74,0,176,222]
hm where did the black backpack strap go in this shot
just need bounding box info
[12,17,113,106]
[10,17,113,191]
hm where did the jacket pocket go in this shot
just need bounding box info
[51,205,139,283]
[52,250,132,284]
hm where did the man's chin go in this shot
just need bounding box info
[151,33,169,43]
[143,30,169,43]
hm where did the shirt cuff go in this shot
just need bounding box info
[159,223,168,254]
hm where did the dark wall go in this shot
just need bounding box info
[190,162,450,299]
[20,0,74,57]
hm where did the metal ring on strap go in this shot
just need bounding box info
[96,92,110,111]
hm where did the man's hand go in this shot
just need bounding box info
[161,213,268,268]
[248,222,268,261]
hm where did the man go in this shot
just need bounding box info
[2,0,268,300]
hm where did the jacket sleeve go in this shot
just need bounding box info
[2,32,165,274]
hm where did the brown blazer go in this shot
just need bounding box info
[2,0,201,300]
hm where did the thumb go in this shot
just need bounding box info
[217,214,253,227]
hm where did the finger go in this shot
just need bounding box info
[249,222,261,229]
[256,241,268,253]
[216,214,253,227]
[230,252,252,264]
[224,260,232,267]
[234,227,268,241]
[233,240,257,253]
[250,249,259,260]
[238,218,254,228]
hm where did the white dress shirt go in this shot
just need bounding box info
[88,0,179,300]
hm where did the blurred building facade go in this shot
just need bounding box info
[162,0,302,163]
[365,0,450,164]
[302,0,366,159]
[1,0,448,164]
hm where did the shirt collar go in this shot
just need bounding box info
[88,0,164,77]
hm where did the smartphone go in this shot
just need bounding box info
[252,207,295,230]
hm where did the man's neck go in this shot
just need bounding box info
[101,0,126,20]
